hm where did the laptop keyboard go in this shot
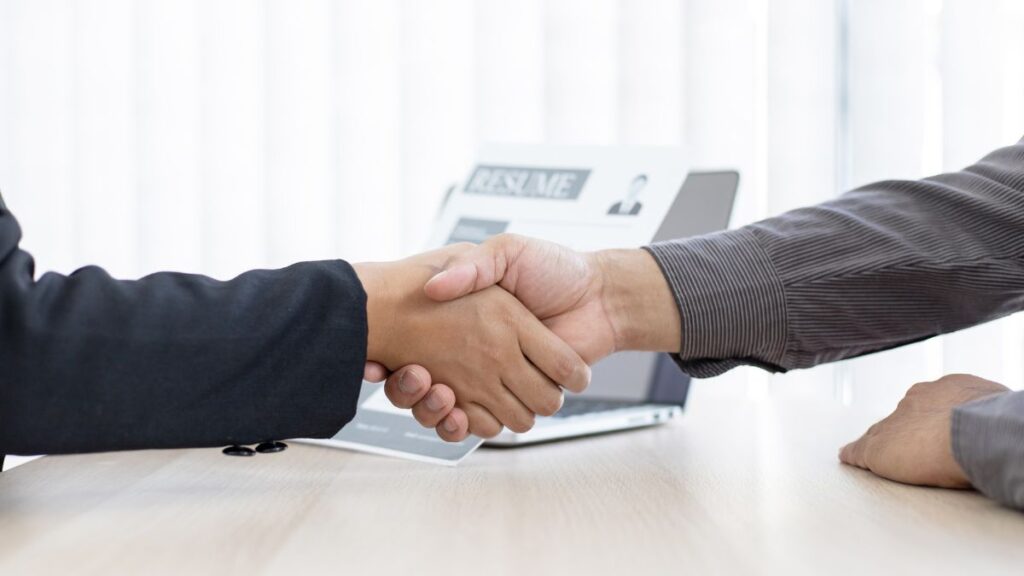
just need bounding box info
[551,397,647,419]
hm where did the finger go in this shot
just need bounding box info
[839,435,869,469]
[467,372,536,434]
[489,378,537,433]
[363,361,390,383]
[504,358,565,418]
[838,441,857,465]
[436,407,470,442]
[383,365,432,409]
[517,314,591,393]
[462,402,504,439]
[411,384,458,428]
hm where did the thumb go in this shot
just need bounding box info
[423,262,481,301]
[424,236,520,301]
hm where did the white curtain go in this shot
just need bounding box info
[1,0,1022,426]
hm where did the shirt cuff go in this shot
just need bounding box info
[952,390,1024,510]
[644,228,789,378]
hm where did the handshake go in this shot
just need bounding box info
[353,234,682,442]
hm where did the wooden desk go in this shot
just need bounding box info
[2,390,1023,576]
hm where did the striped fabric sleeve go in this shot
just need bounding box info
[952,391,1024,510]
[646,137,1024,378]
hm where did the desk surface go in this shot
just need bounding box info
[2,390,1023,576]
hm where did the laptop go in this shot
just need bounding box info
[486,171,739,446]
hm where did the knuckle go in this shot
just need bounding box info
[908,381,931,394]
[431,386,454,408]
[418,406,445,425]
[447,241,477,258]
[492,233,522,249]
[865,418,889,436]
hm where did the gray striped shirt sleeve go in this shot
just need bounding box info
[645,137,1024,509]
[646,137,1024,377]
[953,391,1024,509]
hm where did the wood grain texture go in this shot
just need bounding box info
[1,393,1022,576]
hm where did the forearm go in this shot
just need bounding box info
[0,211,366,454]
[953,390,1024,510]
[647,138,1024,377]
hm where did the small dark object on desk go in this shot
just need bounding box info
[222,445,256,457]
[255,441,288,454]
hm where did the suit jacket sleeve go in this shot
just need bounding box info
[645,137,1024,377]
[0,205,367,456]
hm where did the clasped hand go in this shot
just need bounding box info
[353,239,607,440]
[357,234,680,442]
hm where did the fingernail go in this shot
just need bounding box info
[398,371,417,395]
[426,392,445,411]
[443,417,458,432]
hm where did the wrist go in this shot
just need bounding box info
[594,248,681,353]
[354,262,395,363]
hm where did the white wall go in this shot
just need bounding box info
[0,0,1022,452]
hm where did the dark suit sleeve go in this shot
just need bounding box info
[0,206,367,456]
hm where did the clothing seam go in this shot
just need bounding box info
[745,229,792,366]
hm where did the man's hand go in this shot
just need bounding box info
[424,234,680,362]
[355,245,589,438]
[425,235,614,363]
[366,234,682,442]
[361,363,470,441]
[839,374,1010,488]
[360,364,470,441]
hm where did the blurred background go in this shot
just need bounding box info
[0,0,1021,423]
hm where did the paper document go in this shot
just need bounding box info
[430,144,689,252]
